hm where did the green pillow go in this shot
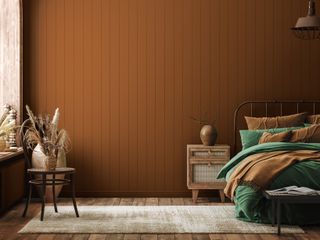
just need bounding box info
[240,127,303,150]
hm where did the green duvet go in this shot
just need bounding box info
[218,142,320,225]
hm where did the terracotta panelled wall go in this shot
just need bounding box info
[23,0,320,196]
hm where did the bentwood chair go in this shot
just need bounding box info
[20,120,79,221]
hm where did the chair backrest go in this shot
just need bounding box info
[19,119,34,169]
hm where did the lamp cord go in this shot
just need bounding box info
[308,0,316,16]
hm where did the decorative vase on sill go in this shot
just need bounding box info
[0,104,16,152]
[200,125,218,146]
[32,144,67,202]
[0,137,6,151]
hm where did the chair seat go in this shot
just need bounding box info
[27,167,75,174]
[29,178,71,186]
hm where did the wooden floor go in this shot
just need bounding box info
[0,197,319,240]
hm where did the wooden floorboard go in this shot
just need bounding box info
[36,234,56,240]
[141,234,157,240]
[87,234,106,240]
[0,198,319,240]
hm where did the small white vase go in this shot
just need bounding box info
[32,144,66,202]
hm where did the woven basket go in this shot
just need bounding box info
[44,155,57,171]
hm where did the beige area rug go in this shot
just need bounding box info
[19,206,304,234]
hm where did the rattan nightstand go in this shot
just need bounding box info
[187,144,230,203]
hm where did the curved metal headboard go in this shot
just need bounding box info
[233,100,320,154]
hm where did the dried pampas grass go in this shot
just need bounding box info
[0,111,15,138]
[22,106,71,159]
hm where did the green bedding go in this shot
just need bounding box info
[218,142,320,225]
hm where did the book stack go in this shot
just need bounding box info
[266,186,320,196]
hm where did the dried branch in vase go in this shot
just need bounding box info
[189,116,216,126]
[23,105,71,159]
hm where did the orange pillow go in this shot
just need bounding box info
[259,131,293,144]
[290,124,320,143]
[245,113,306,130]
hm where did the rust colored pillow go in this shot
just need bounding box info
[306,114,320,124]
[290,124,320,143]
[245,113,306,130]
[258,131,293,144]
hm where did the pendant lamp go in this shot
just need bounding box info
[291,0,320,40]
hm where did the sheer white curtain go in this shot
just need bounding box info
[0,0,22,122]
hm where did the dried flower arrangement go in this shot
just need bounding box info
[189,111,216,126]
[22,105,71,170]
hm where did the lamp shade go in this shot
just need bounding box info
[291,0,320,40]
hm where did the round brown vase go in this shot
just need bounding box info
[32,144,66,202]
[200,125,218,146]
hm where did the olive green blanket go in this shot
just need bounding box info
[218,142,320,225]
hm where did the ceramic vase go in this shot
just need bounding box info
[32,144,66,202]
[200,125,218,146]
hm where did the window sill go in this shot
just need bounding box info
[0,148,24,165]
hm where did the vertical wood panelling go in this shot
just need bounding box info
[101,0,111,191]
[73,0,84,192]
[128,0,138,192]
[154,0,165,193]
[109,0,120,192]
[210,0,220,144]
[264,0,274,99]
[182,0,194,194]
[137,0,147,192]
[174,0,184,191]
[24,0,320,196]
[64,0,72,168]
[145,0,156,192]
[119,0,129,191]
[164,0,174,192]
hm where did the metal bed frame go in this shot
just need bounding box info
[233,100,320,154]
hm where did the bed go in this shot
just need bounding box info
[217,100,320,225]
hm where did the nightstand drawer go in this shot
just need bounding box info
[189,146,230,160]
[192,164,225,183]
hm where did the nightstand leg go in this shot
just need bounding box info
[219,190,225,203]
[192,190,199,203]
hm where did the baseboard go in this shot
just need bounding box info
[60,190,220,198]
[61,191,190,198]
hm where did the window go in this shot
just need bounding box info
[0,0,22,123]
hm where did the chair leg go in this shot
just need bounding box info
[71,174,79,217]
[52,173,58,213]
[22,182,32,217]
[40,173,46,221]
